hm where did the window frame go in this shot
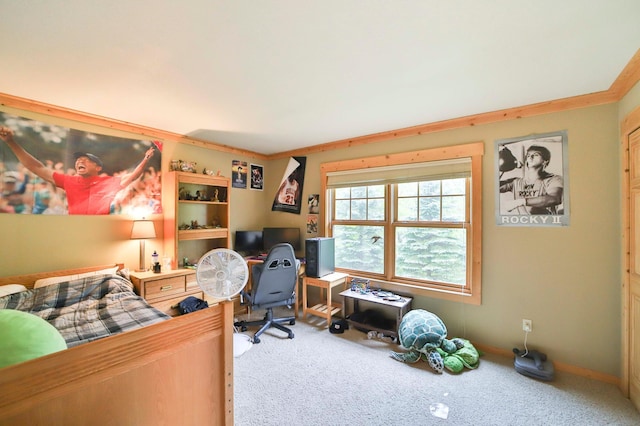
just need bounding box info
[320,142,483,305]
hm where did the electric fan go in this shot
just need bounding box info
[195,248,253,356]
[195,248,248,300]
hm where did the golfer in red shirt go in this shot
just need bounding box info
[1,126,154,215]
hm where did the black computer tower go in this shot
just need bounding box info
[305,237,335,278]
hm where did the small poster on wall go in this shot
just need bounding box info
[307,214,318,234]
[307,193,319,234]
[250,164,263,190]
[495,130,570,227]
[232,160,247,189]
[308,194,319,214]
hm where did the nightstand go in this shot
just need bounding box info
[129,269,201,316]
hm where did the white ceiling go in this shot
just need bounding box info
[1,1,639,155]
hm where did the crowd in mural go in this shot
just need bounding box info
[0,159,161,215]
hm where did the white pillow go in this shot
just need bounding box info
[34,266,119,288]
[0,284,28,297]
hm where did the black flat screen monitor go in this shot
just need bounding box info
[234,230,263,255]
[262,227,301,252]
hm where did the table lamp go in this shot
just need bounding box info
[131,220,156,272]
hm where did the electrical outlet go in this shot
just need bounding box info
[522,319,532,333]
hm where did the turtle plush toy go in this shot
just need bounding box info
[436,338,480,373]
[390,309,464,373]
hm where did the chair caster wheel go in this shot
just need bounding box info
[253,336,260,344]
[241,326,248,332]
[288,332,294,339]
[289,320,296,325]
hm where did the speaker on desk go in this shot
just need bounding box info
[305,237,335,278]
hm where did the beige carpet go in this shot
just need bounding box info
[234,311,640,425]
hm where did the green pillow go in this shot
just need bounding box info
[0,309,67,368]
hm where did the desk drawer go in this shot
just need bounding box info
[144,276,186,300]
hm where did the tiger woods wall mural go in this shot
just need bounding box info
[0,112,162,216]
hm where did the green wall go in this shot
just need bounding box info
[298,103,621,376]
[1,89,638,377]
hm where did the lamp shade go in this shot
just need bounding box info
[131,220,156,239]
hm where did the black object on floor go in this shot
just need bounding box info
[513,348,555,381]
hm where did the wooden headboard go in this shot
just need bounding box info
[0,264,125,288]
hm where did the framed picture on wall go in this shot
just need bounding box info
[0,111,162,216]
[232,160,247,189]
[250,164,263,190]
[495,130,570,227]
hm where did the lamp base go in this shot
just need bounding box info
[138,240,147,273]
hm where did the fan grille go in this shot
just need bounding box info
[195,249,248,299]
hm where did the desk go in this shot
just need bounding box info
[302,272,349,326]
[245,257,305,318]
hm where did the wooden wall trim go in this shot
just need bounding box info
[619,105,640,397]
[320,141,484,173]
[622,104,640,137]
[475,343,621,386]
[272,90,617,159]
[1,48,638,161]
[610,48,640,99]
[0,92,268,161]
[271,48,640,160]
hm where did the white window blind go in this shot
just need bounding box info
[326,157,471,188]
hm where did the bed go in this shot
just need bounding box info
[0,264,234,425]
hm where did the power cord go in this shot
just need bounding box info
[521,329,530,357]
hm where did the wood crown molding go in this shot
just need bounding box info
[1,49,638,160]
[0,93,268,161]
[271,48,640,160]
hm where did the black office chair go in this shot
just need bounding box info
[234,243,300,343]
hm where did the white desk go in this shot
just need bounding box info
[340,289,412,338]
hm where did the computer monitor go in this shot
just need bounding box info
[234,230,263,255]
[262,227,301,252]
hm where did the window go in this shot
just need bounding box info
[321,142,483,304]
[395,178,468,285]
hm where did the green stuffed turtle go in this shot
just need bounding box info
[435,338,480,373]
[390,309,464,373]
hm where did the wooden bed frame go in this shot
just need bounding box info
[0,264,234,425]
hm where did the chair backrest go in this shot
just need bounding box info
[251,243,299,306]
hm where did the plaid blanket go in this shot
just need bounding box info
[0,273,170,347]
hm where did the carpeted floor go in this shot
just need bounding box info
[234,311,640,425]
